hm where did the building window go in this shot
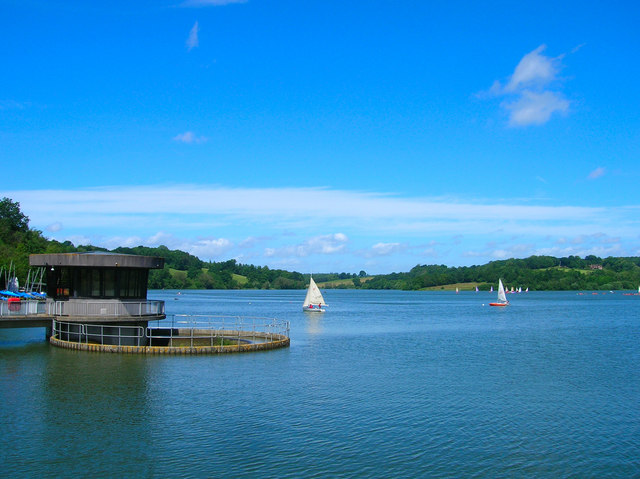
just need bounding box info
[104,269,116,297]
[91,270,101,297]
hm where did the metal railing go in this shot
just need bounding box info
[147,314,290,347]
[52,315,290,348]
[53,320,146,346]
[53,300,165,318]
[0,300,48,317]
[0,299,164,318]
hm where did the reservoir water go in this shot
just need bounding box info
[1,290,639,477]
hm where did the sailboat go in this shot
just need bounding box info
[489,279,509,307]
[303,276,327,312]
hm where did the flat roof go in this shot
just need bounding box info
[30,252,165,269]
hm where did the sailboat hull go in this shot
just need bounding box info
[303,306,326,312]
[489,302,508,307]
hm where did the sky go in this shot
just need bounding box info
[2,0,639,274]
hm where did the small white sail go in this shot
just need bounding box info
[303,277,326,311]
[497,279,507,303]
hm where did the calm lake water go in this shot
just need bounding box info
[1,290,639,478]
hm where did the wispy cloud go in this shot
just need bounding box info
[588,167,606,180]
[265,234,349,258]
[368,242,406,257]
[7,185,640,269]
[186,21,199,51]
[503,90,569,127]
[482,45,572,127]
[0,100,31,110]
[9,185,639,253]
[181,0,247,6]
[503,45,561,93]
[46,222,63,233]
[190,237,234,257]
[172,131,207,143]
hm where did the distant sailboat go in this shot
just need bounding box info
[489,279,509,307]
[456,287,459,294]
[490,285,493,292]
[303,276,327,312]
[475,286,479,292]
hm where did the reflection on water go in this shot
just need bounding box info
[1,290,639,478]
[305,315,323,335]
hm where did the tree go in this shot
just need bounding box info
[0,197,30,233]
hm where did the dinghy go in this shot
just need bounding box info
[303,276,327,312]
[489,279,509,307]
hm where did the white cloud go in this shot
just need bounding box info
[188,238,233,259]
[9,185,630,233]
[504,45,560,93]
[0,100,31,110]
[483,44,571,127]
[368,242,405,257]
[172,131,207,143]
[588,167,606,180]
[186,21,199,51]
[46,222,63,233]
[7,185,640,271]
[181,0,247,6]
[263,233,348,259]
[504,90,569,126]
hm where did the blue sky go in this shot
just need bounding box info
[2,0,639,274]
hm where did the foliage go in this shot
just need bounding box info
[359,255,640,291]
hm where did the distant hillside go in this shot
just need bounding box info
[359,256,640,291]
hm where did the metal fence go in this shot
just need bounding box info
[0,299,165,318]
[0,300,47,317]
[53,320,146,346]
[147,314,291,347]
[52,315,290,348]
[53,300,165,318]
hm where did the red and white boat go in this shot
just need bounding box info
[489,279,509,307]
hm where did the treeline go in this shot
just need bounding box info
[112,245,309,290]
[3,196,640,291]
[111,245,368,290]
[361,255,640,291]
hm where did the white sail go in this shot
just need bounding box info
[303,277,326,309]
[497,279,507,303]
